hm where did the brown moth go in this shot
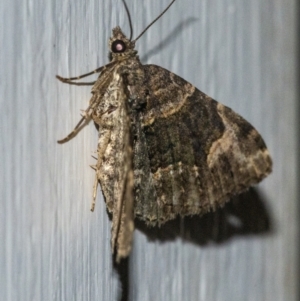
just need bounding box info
[56,0,272,262]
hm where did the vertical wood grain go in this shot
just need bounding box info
[0,0,298,300]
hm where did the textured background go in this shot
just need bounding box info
[1,0,298,300]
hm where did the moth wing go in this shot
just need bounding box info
[133,64,272,225]
[111,141,134,262]
[110,100,134,262]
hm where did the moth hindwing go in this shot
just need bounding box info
[56,1,272,262]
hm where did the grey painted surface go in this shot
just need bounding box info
[1,0,298,300]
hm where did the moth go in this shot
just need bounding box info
[56,0,272,261]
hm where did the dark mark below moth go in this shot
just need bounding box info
[56,0,272,262]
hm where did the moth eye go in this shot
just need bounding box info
[111,40,126,53]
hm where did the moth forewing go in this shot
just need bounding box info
[94,69,135,261]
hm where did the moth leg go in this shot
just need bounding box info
[89,164,97,171]
[56,66,105,82]
[91,171,99,212]
[56,80,96,86]
[57,115,91,144]
[56,61,117,83]
[57,93,103,144]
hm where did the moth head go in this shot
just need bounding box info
[109,27,137,60]
[108,1,175,61]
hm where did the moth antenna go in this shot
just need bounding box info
[122,0,133,41]
[133,0,176,43]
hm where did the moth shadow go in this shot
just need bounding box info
[140,17,198,63]
[113,188,272,301]
[135,187,273,246]
[113,256,129,301]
